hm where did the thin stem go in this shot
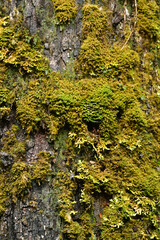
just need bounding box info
[121,0,137,50]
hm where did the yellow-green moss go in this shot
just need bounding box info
[82,4,108,39]
[137,0,160,40]
[0,17,48,73]
[32,151,52,185]
[76,2,140,80]
[0,1,159,239]
[0,140,53,213]
[1,125,26,160]
[52,0,78,25]
[75,36,105,77]
[0,173,10,215]
[10,161,32,202]
[16,95,42,134]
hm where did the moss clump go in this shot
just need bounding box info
[75,36,105,77]
[0,160,32,213]
[0,132,53,213]
[82,4,108,39]
[76,2,140,80]
[52,0,78,25]
[76,37,140,79]
[100,191,160,239]
[1,125,26,160]
[0,17,48,73]
[49,2,159,238]
[32,151,52,185]
[16,95,42,135]
[0,173,10,215]
[10,161,32,202]
[137,0,160,40]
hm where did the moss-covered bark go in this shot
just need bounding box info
[0,0,160,239]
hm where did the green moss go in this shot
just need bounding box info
[137,0,160,40]
[76,4,140,80]
[52,0,78,25]
[32,151,52,185]
[0,17,48,73]
[16,95,42,134]
[0,173,10,215]
[0,160,32,213]
[1,125,26,160]
[75,36,105,77]
[0,106,10,119]
[0,148,53,213]
[10,161,31,202]
[100,192,159,239]
[0,1,159,239]
[82,4,108,39]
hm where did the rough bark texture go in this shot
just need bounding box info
[2,0,83,71]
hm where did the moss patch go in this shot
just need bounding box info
[52,0,78,25]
